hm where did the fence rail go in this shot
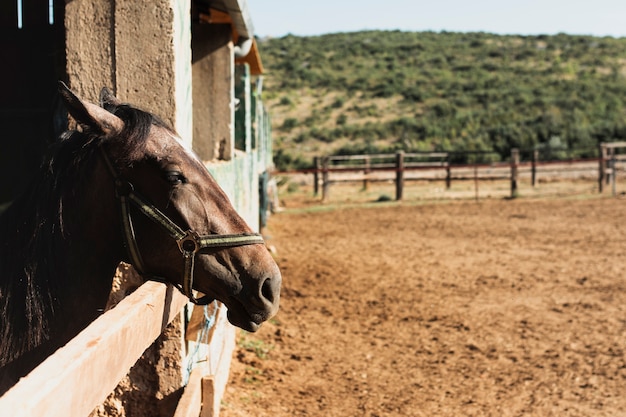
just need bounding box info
[0,282,233,417]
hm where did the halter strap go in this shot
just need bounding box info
[100,149,265,304]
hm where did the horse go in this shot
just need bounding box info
[0,83,281,394]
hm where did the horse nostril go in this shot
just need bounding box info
[261,277,276,303]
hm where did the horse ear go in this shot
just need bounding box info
[99,87,122,111]
[58,81,124,135]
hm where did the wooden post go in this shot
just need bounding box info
[363,155,370,191]
[445,154,451,190]
[201,376,216,417]
[313,156,320,196]
[612,149,617,197]
[607,147,613,186]
[510,148,519,198]
[598,143,605,193]
[321,157,330,202]
[395,151,404,201]
[173,369,203,417]
[473,159,479,202]
[531,149,538,187]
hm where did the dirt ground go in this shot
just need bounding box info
[221,183,626,417]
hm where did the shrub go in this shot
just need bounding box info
[278,96,293,106]
[281,118,298,131]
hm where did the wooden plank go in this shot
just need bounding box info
[176,304,236,417]
[510,148,520,198]
[235,38,264,75]
[395,151,404,200]
[404,162,448,167]
[604,142,626,149]
[405,152,449,158]
[174,368,204,417]
[199,9,232,24]
[214,322,236,413]
[200,10,264,75]
[202,320,236,417]
[0,281,188,417]
[328,154,388,161]
[201,376,216,417]
[186,302,220,342]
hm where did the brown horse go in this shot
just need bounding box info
[0,83,280,393]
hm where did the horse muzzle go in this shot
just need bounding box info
[225,265,281,332]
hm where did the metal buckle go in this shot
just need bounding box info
[177,230,201,254]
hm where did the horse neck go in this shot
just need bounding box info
[0,154,124,370]
[56,157,125,323]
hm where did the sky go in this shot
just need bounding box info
[247,0,626,39]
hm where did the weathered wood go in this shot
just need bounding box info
[328,152,448,162]
[363,156,370,191]
[313,156,320,196]
[186,302,220,342]
[201,376,216,417]
[612,149,617,197]
[604,141,626,149]
[607,148,613,185]
[0,281,188,417]
[599,143,606,193]
[395,151,404,201]
[199,307,236,417]
[322,157,330,202]
[175,302,236,417]
[531,149,539,187]
[474,162,479,202]
[174,368,204,417]
[510,148,519,198]
[328,154,389,161]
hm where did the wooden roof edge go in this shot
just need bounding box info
[199,9,264,75]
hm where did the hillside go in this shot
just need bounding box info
[256,31,626,170]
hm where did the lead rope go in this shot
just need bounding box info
[184,300,219,384]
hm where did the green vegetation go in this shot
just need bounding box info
[237,331,274,360]
[258,31,626,170]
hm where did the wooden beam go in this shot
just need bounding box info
[604,141,626,149]
[200,9,264,75]
[0,281,188,417]
[173,368,204,417]
[201,320,236,417]
[201,376,216,417]
[235,39,264,75]
[199,10,232,25]
[175,302,237,417]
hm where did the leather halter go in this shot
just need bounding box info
[100,149,265,305]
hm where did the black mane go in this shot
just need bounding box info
[0,103,159,366]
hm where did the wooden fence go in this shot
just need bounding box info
[310,144,626,201]
[0,282,233,417]
[598,142,626,195]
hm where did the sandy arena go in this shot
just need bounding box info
[221,184,626,417]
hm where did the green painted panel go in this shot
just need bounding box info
[234,64,250,152]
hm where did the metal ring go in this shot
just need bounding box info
[177,230,200,254]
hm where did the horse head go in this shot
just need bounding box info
[59,83,281,332]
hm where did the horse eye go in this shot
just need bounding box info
[164,171,185,185]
